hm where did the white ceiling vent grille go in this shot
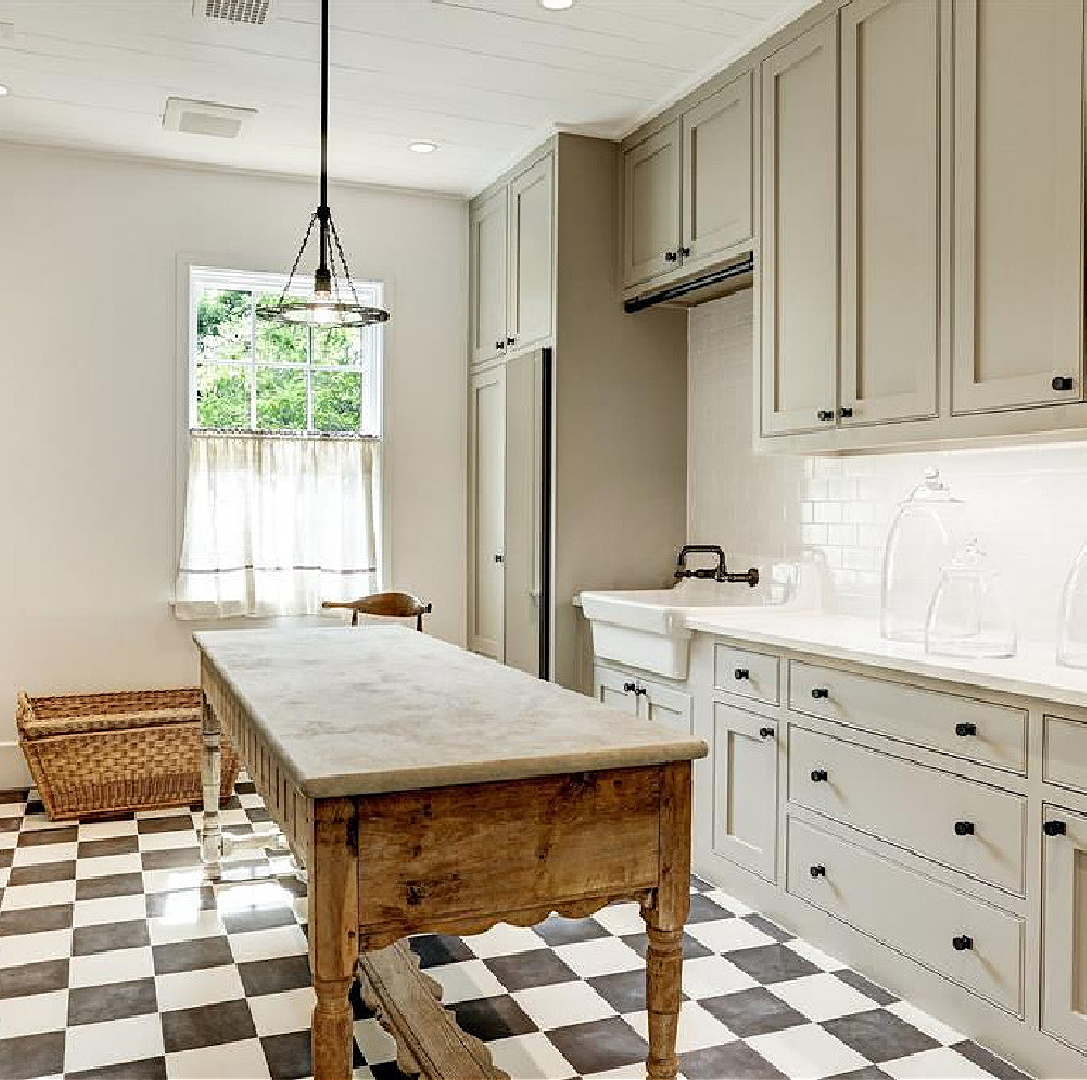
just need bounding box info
[195,0,271,25]
[163,97,257,139]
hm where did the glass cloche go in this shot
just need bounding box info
[880,467,969,643]
[1057,542,1087,669]
[925,540,1017,659]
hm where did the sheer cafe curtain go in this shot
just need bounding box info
[174,433,380,619]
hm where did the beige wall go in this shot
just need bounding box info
[0,143,468,786]
[689,288,1087,645]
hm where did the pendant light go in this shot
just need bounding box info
[256,0,389,328]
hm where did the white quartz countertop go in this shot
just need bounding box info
[682,607,1087,711]
[194,626,707,798]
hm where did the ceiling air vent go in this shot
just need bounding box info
[163,97,257,139]
[195,0,271,25]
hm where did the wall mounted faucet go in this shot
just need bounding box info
[674,544,760,587]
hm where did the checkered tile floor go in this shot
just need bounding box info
[0,780,1031,1080]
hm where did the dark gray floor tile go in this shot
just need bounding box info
[67,1057,168,1080]
[221,905,297,936]
[701,986,808,1037]
[409,933,474,969]
[829,1068,894,1080]
[726,943,821,984]
[824,1009,940,1063]
[140,847,202,871]
[238,955,312,998]
[144,885,216,920]
[546,1016,648,1075]
[0,788,29,803]
[16,825,77,847]
[153,934,234,975]
[136,814,194,835]
[952,1040,1033,1080]
[77,835,141,860]
[0,902,73,937]
[7,860,76,887]
[0,848,12,869]
[0,958,69,1000]
[834,969,897,1006]
[744,912,793,942]
[0,817,23,834]
[68,977,158,1026]
[621,931,712,961]
[246,806,273,823]
[587,969,649,1013]
[261,1030,312,1080]
[73,918,151,956]
[234,781,257,795]
[687,894,735,923]
[161,998,257,1053]
[681,1039,788,1080]
[533,915,609,947]
[0,1031,66,1079]
[75,872,145,901]
[450,995,537,1042]
[484,948,578,992]
[691,873,714,892]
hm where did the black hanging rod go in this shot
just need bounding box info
[623,253,754,314]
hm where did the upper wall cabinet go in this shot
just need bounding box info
[623,73,754,293]
[951,0,1084,415]
[760,18,839,436]
[469,151,554,367]
[840,0,940,426]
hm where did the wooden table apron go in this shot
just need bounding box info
[200,662,693,1080]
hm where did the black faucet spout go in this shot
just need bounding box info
[674,545,760,588]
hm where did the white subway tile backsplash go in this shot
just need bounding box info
[688,290,1087,643]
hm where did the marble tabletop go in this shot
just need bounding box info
[194,626,707,798]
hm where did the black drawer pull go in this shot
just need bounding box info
[952,935,973,952]
[664,250,678,263]
[809,864,826,878]
[622,681,637,694]
[1044,820,1068,837]
[811,688,830,699]
[1052,375,1075,392]
[810,769,828,782]
[816,409,835,422]
[954,722,977,737]
[759,726,775,739]
[954,821,975,836]
[734,668,750,680]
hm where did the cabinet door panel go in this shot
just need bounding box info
[760,19,839,435]
[623,121,681,289]
[508,154,554,352]
[468,367,505,659]
[712,701,777,881]
[840,0,939,425]
[682,73,752,272]
[595,667,640,716]
[952,0,1084,413]
[470,190,508,367]
[1042,805,1087,1051]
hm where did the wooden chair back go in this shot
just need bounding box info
[321,592,432,632]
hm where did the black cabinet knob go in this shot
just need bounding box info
[622,681,637,694]
[838,406,854,419]
[635,685,648,697]
[816,409,835,422]
[680,246,691,258]
[1052,376,1075,391]
[809,864,826,878]
[954,821,975,836]
[811,688,830,700]
[1044,820,1068,836]
[811,769,828,782]
[954,722,977,737]
[664,250,678,262]
[759,726,775,739]
[734,668,750,680]
[507,336,516,346]
[496,340,506,351]
[952,935,974,952]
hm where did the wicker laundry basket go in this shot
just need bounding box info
[16,688,240,820]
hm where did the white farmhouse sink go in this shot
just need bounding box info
[580,586,757,679]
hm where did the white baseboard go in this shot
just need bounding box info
[0,742,31,791]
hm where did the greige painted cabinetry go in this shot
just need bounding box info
[622,122,681,290]
[469,190,508,368]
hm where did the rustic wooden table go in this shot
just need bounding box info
[194,627,707,1080]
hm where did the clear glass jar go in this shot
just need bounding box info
[1057,542,1087,669]
[880,467,969,642]
[925,540,1017,659]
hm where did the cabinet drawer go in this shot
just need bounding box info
[641,677,692,734]
[789,661,1027,773]
[787,816,1024,1015]
[789,727,1025,894]
[714,643,779,705]
[1043,715,1087,794]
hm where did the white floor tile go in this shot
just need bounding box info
[625,1001,736,1053]
[155,965,246,1012]
[748,1023,869,1079]
[425,958,506,1004]
[11,842,78,867]
[354,1016,398,1065]
[20,815,71,833]
[73,894,148,928]
[0,833,16,851]
[248,986,316,1036]
[227,923,308,964]
[554,937,644,978]
[214,880,295,914]
[591,903,646,937]
[513,981,616,1030]
[138,829,199,852]
[69,945,155,988]
[0,988,68,1039]
[487,1032,577,1080]
[887,1000,965,1046]
[75,852,144,880]
[681,954,758,999]
[148,908,226,946]
[705,888,752,916]
[784,938,847,973]
[165,1038,271,1080]
[883,1047,995,1079]
[582,1067,649,1080]
[143,867,206,894]
[77,819,138,840]
[0,802,26,818]
[461,923,545,959]
[686,917,774,954]
[0,927,72,968]
[772,973,884,1022]
[64,1012,165,1073]
[0,880,76,911]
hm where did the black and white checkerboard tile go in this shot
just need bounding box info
[0,780,1031,1080]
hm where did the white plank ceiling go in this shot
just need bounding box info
[0,0,815,195]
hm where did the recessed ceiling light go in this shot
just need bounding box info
[0,84,9,97]
[540,0,574,8]
[409,140,438,154]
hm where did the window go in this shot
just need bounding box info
[175,267,385,620]
[189,266,382,436]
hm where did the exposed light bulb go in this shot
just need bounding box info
[409,140,438,154]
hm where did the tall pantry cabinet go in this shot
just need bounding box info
[467,134,688,691]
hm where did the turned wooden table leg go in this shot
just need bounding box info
[643,761,692,1080]
[199,697,222,879]
[310,799,360,1080]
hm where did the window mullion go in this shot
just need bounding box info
[249,292,258,428]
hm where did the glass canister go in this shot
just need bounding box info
[924,540,1017,659]
[1057,542,1087,669]
[880,467,969,642]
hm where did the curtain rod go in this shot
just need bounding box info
[189,428,379,441]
